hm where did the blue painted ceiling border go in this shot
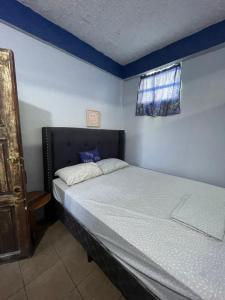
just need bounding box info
[123,19,225,78]
[1,1,225,79]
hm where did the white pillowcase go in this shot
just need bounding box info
[55,162,102,186]
[97,158,129,174]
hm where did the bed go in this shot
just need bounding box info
[42,127,225,300]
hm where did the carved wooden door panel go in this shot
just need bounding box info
[0,49,30,261]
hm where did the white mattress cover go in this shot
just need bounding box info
[53,166,225,300]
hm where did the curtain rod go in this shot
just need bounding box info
[142,62,180,78]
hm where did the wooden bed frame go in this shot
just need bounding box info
[42,127,158,300]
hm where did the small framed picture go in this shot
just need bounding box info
[86,110,101,128]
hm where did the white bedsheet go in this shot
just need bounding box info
[171,194,225,241]
[53,166,225,300]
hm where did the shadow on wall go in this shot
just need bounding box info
[19,101,52,192]
[140,102,225,188]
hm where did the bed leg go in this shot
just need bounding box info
[87,253,93,263]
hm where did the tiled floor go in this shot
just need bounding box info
[0,221,126,300]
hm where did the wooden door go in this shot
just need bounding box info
[0,49,30,261]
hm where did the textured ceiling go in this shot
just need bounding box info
[17,0,225,65]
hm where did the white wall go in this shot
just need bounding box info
[123,47,225,188]
[0,23,123,191]
[2,21,225,191]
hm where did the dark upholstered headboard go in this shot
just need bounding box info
[42,127,125,192]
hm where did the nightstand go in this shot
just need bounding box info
[27,191,51,244]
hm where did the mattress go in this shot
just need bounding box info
[53,166,225,300]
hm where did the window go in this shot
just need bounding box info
[136,64,182,117]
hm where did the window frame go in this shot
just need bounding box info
[136,63,182,117]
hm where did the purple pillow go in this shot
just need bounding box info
[79,148,101,163]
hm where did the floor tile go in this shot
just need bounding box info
[78,266,121,300]
[44,221,67,244]
[25,261,74,300]
[63,253,97,286]
[1,222,126,300]
[53,227,81,258]
[20,241,59,285]
[54,230,96,284]
[0,261,23,299]
[7,288,27,300]
[63,288,83,300]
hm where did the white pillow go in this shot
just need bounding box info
[55,162,102,186]
[97,158,129,174]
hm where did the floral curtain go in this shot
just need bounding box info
[136,64,182,117]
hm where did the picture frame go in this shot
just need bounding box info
[86,110,101,128]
